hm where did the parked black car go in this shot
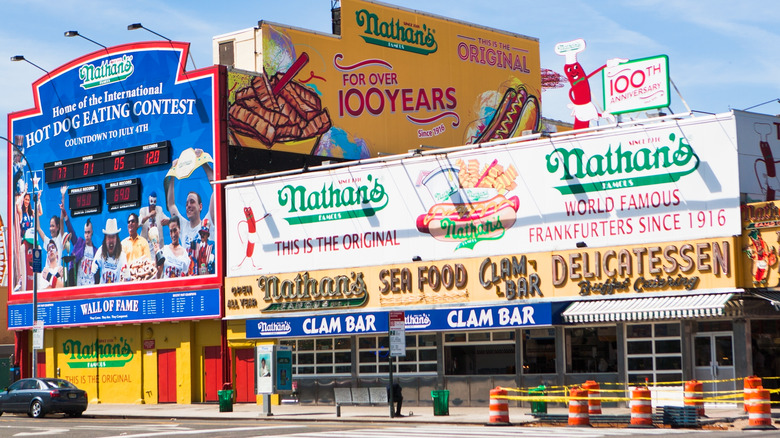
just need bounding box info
[0,378,88,418]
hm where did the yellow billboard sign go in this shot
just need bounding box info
[226,0,541,159]
[225,237,737,318]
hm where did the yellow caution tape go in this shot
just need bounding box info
[506,375,780,394]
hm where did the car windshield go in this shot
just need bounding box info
[7,380,25,391]
[42,379,77,389]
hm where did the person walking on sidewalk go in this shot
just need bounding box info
[388,381,403,417]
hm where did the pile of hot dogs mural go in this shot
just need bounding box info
[225,0,542,159]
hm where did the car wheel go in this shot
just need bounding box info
[29,400,45,418]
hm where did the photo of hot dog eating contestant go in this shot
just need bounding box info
[139,191,169,259]
[189,218,215,276]
[14,186,40,292]
[122,213,151,264]
[40,239,64,289]
[35,187,67,268]
[91,218,129,284]
[155,215,192,279]
[164,148,215,251]
[61,188,99,287]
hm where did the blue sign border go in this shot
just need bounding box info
[8,288,221,328]
[8,41,223,307]
[246,302,553,338]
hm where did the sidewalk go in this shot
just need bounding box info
[83,402,754,427]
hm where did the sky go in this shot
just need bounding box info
[2,0,780,202]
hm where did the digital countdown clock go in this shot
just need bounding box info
[43,140,171,184]
[68,185,102,217]
[105,178,141,212]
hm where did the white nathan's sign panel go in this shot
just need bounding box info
[734,110,780,203]
[602,55,670,115]
[226,113,741,276]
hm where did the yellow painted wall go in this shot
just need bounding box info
[141,323,157,404]
[53,325,142,404]
[39,319,221,405]
[192,319,222,402]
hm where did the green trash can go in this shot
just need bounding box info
[529,385,546,414]
[431,389,450,416]
[218,389,234,412]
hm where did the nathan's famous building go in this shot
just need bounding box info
[8,41,227,404]
[6,0,545,404]
[222,105,780,406]
[9,0,780,407]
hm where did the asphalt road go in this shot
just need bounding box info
[0,414,774,437]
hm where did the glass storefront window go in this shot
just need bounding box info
[655,339,681,354]
[522,328,556,374]
[627,340,652,355]
[565,327,617,373]
[444,330,516,375]
[280,337,351,375]
[469,332,491,342]
[627,324,652,338]
[656,356,682,370]
[357,334,437,374]
[626,322,682,384]
[751,320,780,379]
[654,323,680,337]
[445,333,466,342]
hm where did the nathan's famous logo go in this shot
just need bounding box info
[417,159,520,250]
[62,338,134,368]
[257,271,368,312]
[79,54,134,90]
[545,132,700,195]
[355,8,437,55]
[278,174,388,225]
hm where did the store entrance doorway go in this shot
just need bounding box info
[158,349,177,403]
[694,332,735,407]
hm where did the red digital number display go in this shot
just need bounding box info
[112,187,131,203]
[105,180,140,207]
[74,193,93,208]
[45,165,71,183]
[68,185,101,213]
[45,141,169,184]
[79,160,103,178]
[144,150,159,165]
[136,146,169,168]
[111,155,135,172]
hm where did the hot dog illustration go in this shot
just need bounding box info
[416,195,520,243]
[475,85,539,143]
[229,52,331,148]
[233,205,269,270]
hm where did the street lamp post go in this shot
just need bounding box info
[64,30,107,49]
[127,23,197,69]
[10,55,49,378]
[3,134,41,378]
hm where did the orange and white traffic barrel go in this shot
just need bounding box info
[744,376,762,412]
[629,387,654,428]
[744,387,776,430]
[568,387,590,427]
[582,380,601,415]
[487,387,511,426]
[684,380,704,417]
